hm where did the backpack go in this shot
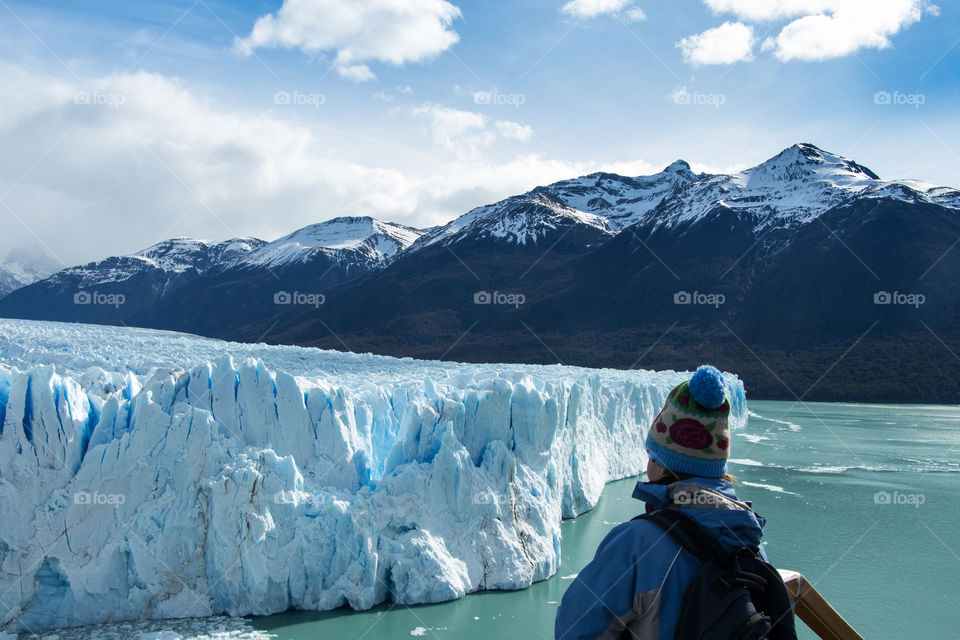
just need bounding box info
[631,508,798,640]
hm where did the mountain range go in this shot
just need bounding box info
[3,143,959,403]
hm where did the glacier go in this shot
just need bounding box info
[0,319,747,633]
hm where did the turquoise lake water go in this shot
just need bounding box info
[251,400,960,640]
[18,400,960,640]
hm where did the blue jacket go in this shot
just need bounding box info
[555,478,767,640]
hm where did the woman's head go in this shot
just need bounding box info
[645,365,732,479]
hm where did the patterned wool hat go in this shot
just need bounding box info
[645,365,731,478]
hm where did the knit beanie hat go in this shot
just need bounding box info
[645,365,731,478]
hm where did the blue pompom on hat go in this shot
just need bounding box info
[645,365,732,478]
[688,365,727,409]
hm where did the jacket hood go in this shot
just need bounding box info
[632,477,766,550]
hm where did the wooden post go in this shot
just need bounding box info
[777,570,864,640]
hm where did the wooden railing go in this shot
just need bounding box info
[778,570,864,640]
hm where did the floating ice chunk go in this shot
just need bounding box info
[729,458,765,467]
[740,481,797,495]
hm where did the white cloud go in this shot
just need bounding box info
[336,63,376,83]
[626,7,647,21]
[763,1,934,61]
[0,65,421,261]
[373,86,414,103]
[495,120,533,142]
[0,65,582,264]
[701,0,937,62]
[413,105,537,154]
[703,0,834,21]
[412,103,492,155]
[677,21,755,65]
[561,0,631,18]
[235,0,462,81]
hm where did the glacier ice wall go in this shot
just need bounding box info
[0,320,746,633]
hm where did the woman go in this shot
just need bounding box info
[555,365,769,640]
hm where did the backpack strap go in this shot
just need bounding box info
[632,509,733,564]
[633,511,798,640]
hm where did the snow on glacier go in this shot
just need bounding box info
[0,319,747,633]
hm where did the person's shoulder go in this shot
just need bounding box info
[598,515,680,553]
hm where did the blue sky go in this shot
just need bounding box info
[0,0,957,264]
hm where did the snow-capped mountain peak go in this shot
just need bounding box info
[408,143,957,250]
[744,143,880,186]
[0,246,64,298]
[12,216,425,305]
[248,216,424,267]
[128,236,267,275]
[538,163,699,231]
[281,216,422,251]
[645,143,946,231]
[74,216,424,278]
[858,180,960,209]
[663,159,693,174]
[415,191,614,248]
[2,246,63,283]
[8,143,958,307]
[42,236,269,290]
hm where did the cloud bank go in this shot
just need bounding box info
[0,63,650,265]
